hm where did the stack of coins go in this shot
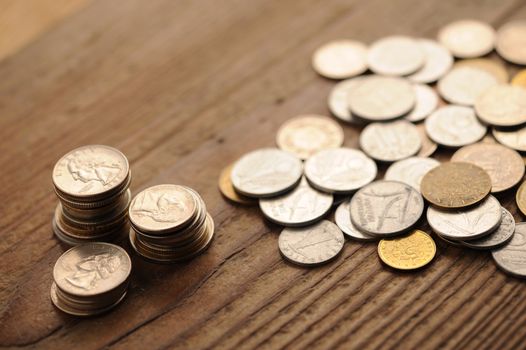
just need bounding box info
[50,243,131,316]
[128,184,214,263]
[52,145,132,245]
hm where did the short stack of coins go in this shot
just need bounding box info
[128,184,215,263]
[52,145,132,245]
[50,243,132,316]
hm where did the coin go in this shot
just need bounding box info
[350,180,424,237]
[492,126,526,152]
[377,230,436,270]
[278,220,345,266]
[231,148,302,198]
[492,222,526,278]
[259,178,333,227]
[421,162,491,209]
[461,207,515,250]
[451,143,525,193]
[304,147,377,194]
[312,40,368,79]
[328,77,366,124]
[475,84,526,127]
[405,84,439,122]
[516,181,526,216]
[367,36,424,76]
[218,164,256,205]
[384,157,440,192]
[496,20,526,65]
[455,58,508,83]
[427,195,502,241]
[438,19,496,58]
[438,66,498,106]
[425,105,486,147]
[334,200,376,242]
[408,39,453,84]
[416,122,437,157]
[347,75,415,121]
[512,70,526,88]
[276,115,344,159]
[360,120,421,162]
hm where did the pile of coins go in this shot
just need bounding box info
[219,18,526,275]
[52,145,132,245]
[50,243,131,316]
[128,184,215,263]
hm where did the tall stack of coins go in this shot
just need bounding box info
[128,184,214,263]
[52,145,132,245]
[50,243,131,316]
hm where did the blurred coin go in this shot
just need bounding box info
[492,126,526,152]
[259,178,332,227]
[360,120,421,162]
[427,195,502,241]
[347,75,415,121]
[421,162,491,208]
[367,36,424,76]
[304,148,377,194]
[438,66,498,106]
[455,58,508,83]
[405,84,439,122]
[438,19,496,58]
[475,84,526,127]
[496,20,526,65]
[334,200,376,242]
[492,222,526,278]
[312,40,368,79]
[279,220,344,266]
[516,181,526,216]
[218,164,257,205]
[416,123,437,157]
[328,77,366,124]
[434,232,464,247]
[408,39,453,83]
[425,105,486,147]
[350,180,424,237]
[512,70,526,88]
[462,207,515,250]
[276,115,344,159]
[231,148,302,198]
[384,157,440,192]
[451,143,525,193]
[378,230,436,270]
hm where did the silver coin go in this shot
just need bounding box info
[496,20,526,65]
[279,220,345,266]
[347,75,415,121]
[312,40,368,79]
[438,19,496,58]
[427,195,502,241]
[425,105,486,147]
[405,84,439,122]
[304,148,377,194]
[231,148,303,198]
[492,222,526,278]
[334,201,376,242]
[434,232,464,247]
[328,77,366,124]
[462,207,515,250]
[360,120,421,162]
[384,157,440,192]
[475,85,526,127]
[367,36,424,76]
[350,180,424,237]
[259,178,333,227]
[438,66,499,106]
[492,126,526,152]
[408,39,453,83]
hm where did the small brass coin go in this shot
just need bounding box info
[378,230,436,270]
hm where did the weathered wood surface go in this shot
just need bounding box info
[1,0,526,349]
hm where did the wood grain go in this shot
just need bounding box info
[1,0,526,349]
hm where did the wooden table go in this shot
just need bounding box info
[1,1,526,349]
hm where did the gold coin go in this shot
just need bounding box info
[420,162,491,208]
[511,70,526,88]
[455,59,509,83]
[516,181,526,216]
[378,230,436,270]
[218,164,256,205]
